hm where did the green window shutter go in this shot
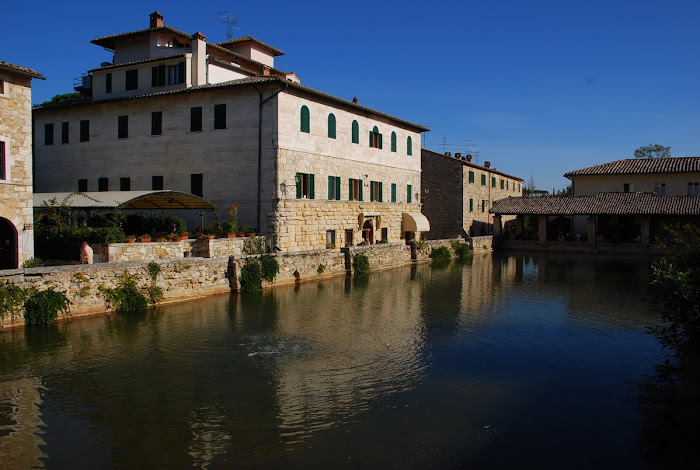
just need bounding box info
[500,179,504,189]
[407,136,413,156]
[309,174,315,199]
[370,181,374,201]
[492,176,496,188]
[349,178,353,200]
[481,174,486,185]
[328,113,336,139]
[328,176,333,200]
[352,120,359,143]
[336,176,341,200]
[369,130,373,146]
[296,173,302,199]
[378,133,383,149]
[378,182,383,202]
[358,179,363,201]
[407,184,412,203]
[391,132,397,152]
[469,171,474,183]
[300,105,310,133]
[391,183,396,202]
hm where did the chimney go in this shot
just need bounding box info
[192,32,207,86]
[445,152,451,157]
[149,11,164,28]
[484,161,491,168]
[352,96,359,104]
[466,154,472,162]
[455,152,461,158]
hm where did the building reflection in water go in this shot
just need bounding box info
[0,376,47,469]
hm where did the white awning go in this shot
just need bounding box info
[33,191,216,210]
[402,212,430,232]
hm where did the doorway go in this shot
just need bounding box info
[0,218,18,269]
[362,220,373,245]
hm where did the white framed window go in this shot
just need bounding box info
[689,182,699,196]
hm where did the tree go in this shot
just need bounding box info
[523,174,537,197]
[41,92,82,106]
[634,144,671,159]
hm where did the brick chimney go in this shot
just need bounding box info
[455,153,461,158]
[466,154,472,162]
[445,152,451,157]
[484,161,491,168]
[150,11,164,28]
[192,32,207,86]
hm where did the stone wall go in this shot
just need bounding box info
[343,243,412,273]
[470,236,493,251]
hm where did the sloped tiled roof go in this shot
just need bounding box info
[564,157,700,178]
[91,26,193,49]
[217,36,284,56]
[88,54,187,72]
[422,148,523,181]
[0,61,45,79]
[491,192,700,216]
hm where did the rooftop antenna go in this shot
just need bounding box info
[440,137,455,154]
[217,10,238,39]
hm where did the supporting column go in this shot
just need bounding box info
[641,216,650,247]
[587,216,596,244]
[515,215,524,237]
[538,215,547,244]
[493,214,502,237]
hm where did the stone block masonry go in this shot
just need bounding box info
[343,243,412,272]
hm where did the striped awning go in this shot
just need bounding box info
[34,191,216,210]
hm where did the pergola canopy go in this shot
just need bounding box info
[34,191,216,210]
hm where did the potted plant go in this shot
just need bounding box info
[326,242,336,249]
[201,224,216,240]
[222,219,238,238]
[139,234,151,243]
[180,232,189,240]
[246,227,256,238]
[240,224,250,237]
[125,235,136,243]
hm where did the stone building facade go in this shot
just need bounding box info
[32,12,429,253]
[421,149,522,238]
[0,61,45,268]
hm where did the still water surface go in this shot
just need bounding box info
[0,253,661,468]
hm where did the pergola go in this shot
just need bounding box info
[34,191,216,211]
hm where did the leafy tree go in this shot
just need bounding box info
[41,92,82,106]
[634,144,671,159]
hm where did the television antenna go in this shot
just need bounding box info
[217,10,238,39]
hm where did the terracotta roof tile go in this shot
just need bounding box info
[0,61,45,79]
[491,192,700,216]
[91,26,193,49]
[564,157,700,178]
[88,54,187,72]
[422,148,523,181]
[217,36,284,56]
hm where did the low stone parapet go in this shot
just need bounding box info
[342,243,412,272]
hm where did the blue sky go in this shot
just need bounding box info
[4,0,700,191]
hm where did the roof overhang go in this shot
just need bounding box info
[34,191,216,210]
[402,212,431,232]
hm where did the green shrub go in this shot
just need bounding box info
[23,288,71,326]
[122,214,187,237]
[99,272,156,312]
[239,259,262,293]
[22,258,43,268]
[353,253,370,274]
[452,241,471,259]
[147,262,161,281]
[430,246,452,263]
[317,264,326,275]
[35,225,124,261]
[260,255,279,283]
[0,283,27,323]
[145,285,164,305]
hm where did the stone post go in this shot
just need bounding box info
[641,216,650,247]
[493,214,502,237]
[515,216,524,237]
[538,215,547,244]
[587,216,596,244]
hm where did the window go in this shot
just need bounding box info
[381,227,388,241]
[326,230,336,248]
[214,104,226,129]
[300,105,310,133]
[370,181,383,202]
[492,176,496,188]
[369,126,382,148]
[654,183,666,195]
[0,80,4,95]
[468,171,474,183]
[296,172,314,199]
[120,177,130,191]
[481,174,486,186]
[327,113,336,139]
[105,73,112,93]
[500,179,504,190]
[407,184,412,203]
[328,176,340,200]
[391,183,397,202]
[118,115,128,139]
[351,120,359,144]
[125,69,138,90]
[98,177,108,192]
[482,200,486,212]
[507,181,509,190]
[407,136,413,156]
[345,229,354,246]
[469,198,474,212]
[689,182,699,196]
[80,120,90,142]
[168,62,185,85]
[191,173,203,197]
[190,107,202,132]
[61,122,69,144]
[152,175,163,190]
[0,141,5,180]
[44,123,54,145]
[623,183,634,192]
[151,111,162,136]
[152,65,166,87]
[391,132,397,152]
[78,178,87,192]
[349,178,363,201]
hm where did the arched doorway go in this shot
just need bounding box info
[0,218,18,269]
[362,220,373,245]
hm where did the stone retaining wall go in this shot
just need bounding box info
[469,236,493,251]
[342,243,412,272]
[415,238,464,261]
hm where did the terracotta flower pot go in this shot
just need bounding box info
[246,232,255,238]
[237,232,245,238]
[180,233,188,240]
[227,234,237,238]
[139,238,151,243]
[125,238,136,243]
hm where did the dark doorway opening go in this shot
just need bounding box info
[0,218,18,269]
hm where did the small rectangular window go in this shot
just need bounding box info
[118,115,128,139]
[80,120,90,142]
[190,107,202,132]
[381,227,388,241]
[688,182,699,196]
[98,177,108,192]
[120,177,130,191]
[0,141,5,180]
[500,179,504,190]
[492,176,496,188]
[61,122,69,144]
[152,65,166,87]
[349,178,362,201]
[407,184,412,203]
[78,178,87,192]
[214,104,226,129]
[105,73,112,93]
[125,69,138,90]
[151,111,162,136]
[345,229,354,246]
[44,123,54,145]
[0,80,4,95]
[328,176,340,200]
[369,129,383,149]
[370,181,382,202]
[482,200,486,212]
[191,173,203,197]
[469,171,474,184]
[623,183,634,192]
[391,183,397,203]
[152,175,164,190]
[168,62,185,85]
[481,174,486,186]
[506,181,509,190]
[654,183,666,195]
[470,198,474,212]
[296,173,315,199]
[326,230,336,248]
